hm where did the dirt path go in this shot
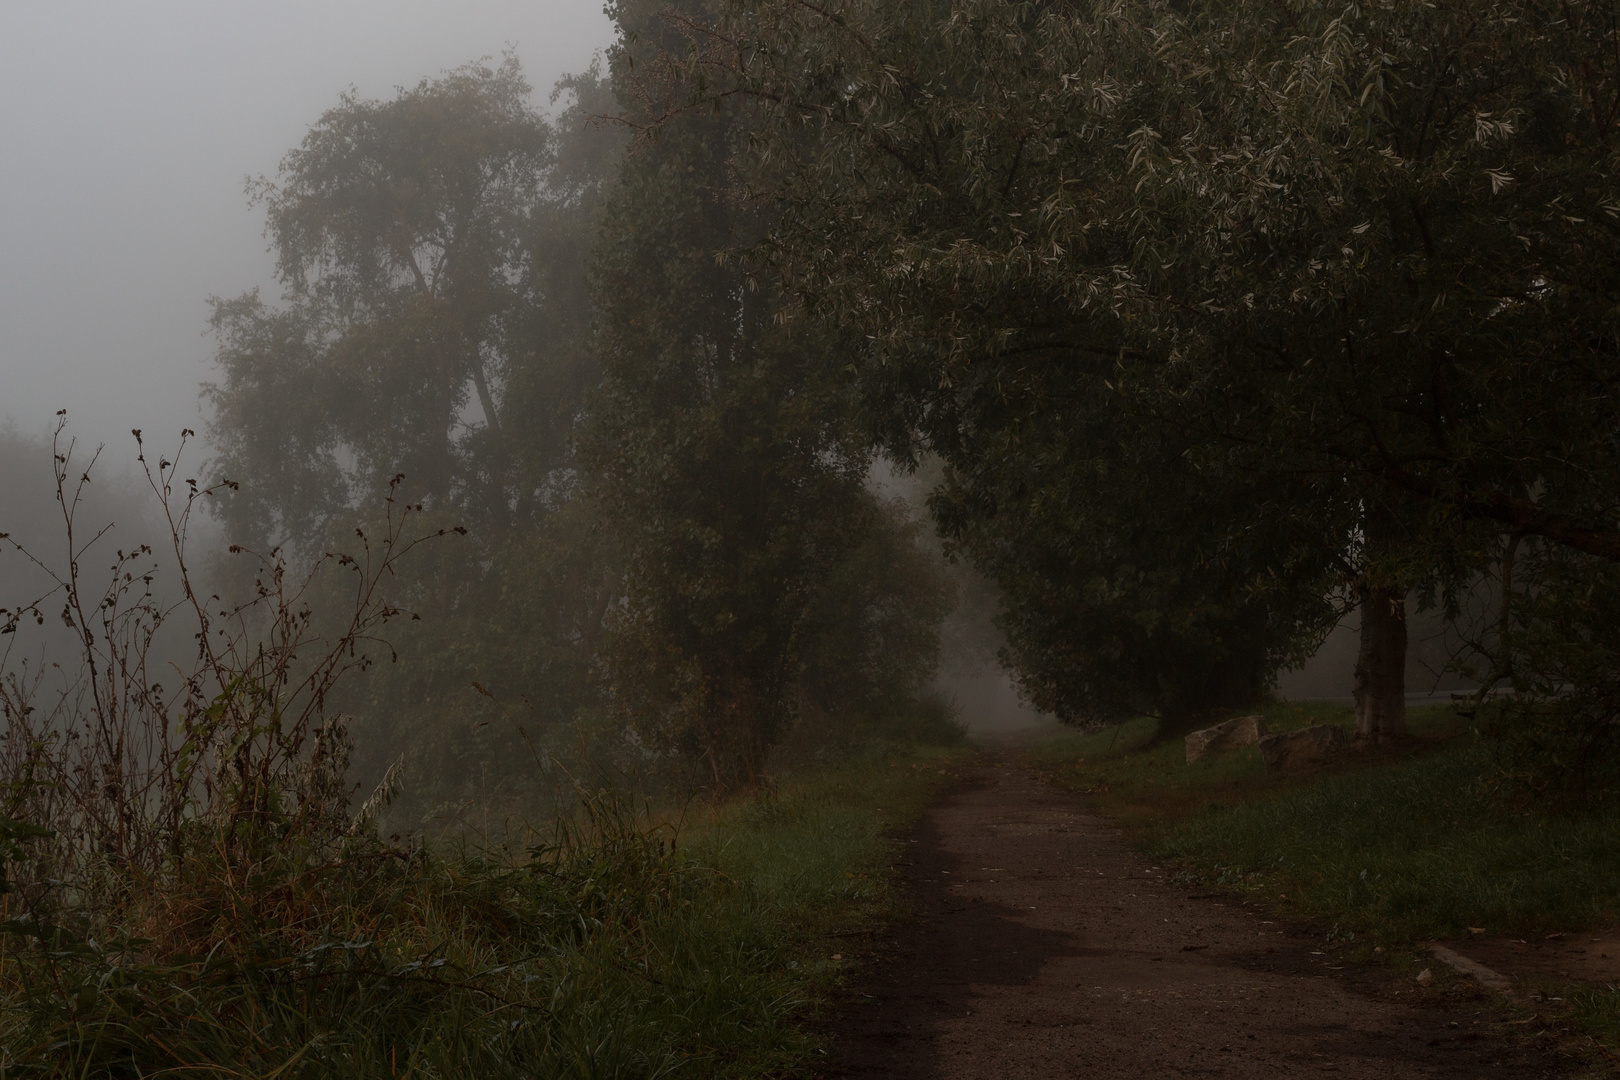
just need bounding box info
[823,750,1582,1078]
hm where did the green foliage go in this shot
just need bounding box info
[1116,0,1620,565]
[1033,702,1366,819]
[340,497,617,834]
[0,414,968,1076]
[1570,985,1620,1049]
[1468,542,1620,805]
[203,40,956,814]
[931,414,1341,725]
[716,0,1620,575]
[624,0,1353,728]
[1107,0,1620,743]
[203,60,636,823]
[209,54,563,540]
[794,498,954,727]
[632,0,1620,774]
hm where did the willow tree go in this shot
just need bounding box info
[1110,0,1620,743]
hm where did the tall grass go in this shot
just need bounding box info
[0,790,694,1077]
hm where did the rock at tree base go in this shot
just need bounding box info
[1184,715,1268,763]
[1258,724,1346,772]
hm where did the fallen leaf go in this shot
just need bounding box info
[1415,968,1433,986]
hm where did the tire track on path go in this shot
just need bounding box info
[822,749,1579,1078]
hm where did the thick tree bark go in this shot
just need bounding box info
[1354,585,1407,742]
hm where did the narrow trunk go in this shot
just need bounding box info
[1354,585,1407,742]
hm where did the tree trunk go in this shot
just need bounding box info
[1354,584,1407,742]
[469,355,501,436]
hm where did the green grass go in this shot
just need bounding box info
[1032,702,1620,1055]
[1154,742,1620,943]
[0,739,969,1078]
[1032,702,1620,944]
[1570,985,1620,1047]
[1030,701,1388,830]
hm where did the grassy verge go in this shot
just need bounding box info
[1031,703,1620,1051]
[0,738,969,1078]
[1032,702,1620,943]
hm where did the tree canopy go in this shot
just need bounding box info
[616,0,1620,758]
[196,0,1620,803]
[202,47,960,807]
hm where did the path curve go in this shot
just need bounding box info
[823,751,1577,1078]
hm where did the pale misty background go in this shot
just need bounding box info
[0,0,614,452]
[0,0,1073,734]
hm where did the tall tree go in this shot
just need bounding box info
[207,55,555,548]
[628,0,1348,727]
[1087,0,1620,739]
[204,60,631,825]
[588,0,949,791]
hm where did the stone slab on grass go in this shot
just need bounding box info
[1258,724,1345,772]
[1184,714,1268,764]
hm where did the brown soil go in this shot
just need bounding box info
[820,749,1589,1078]
[1448,934,1620,987]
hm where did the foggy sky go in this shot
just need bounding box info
[0,0,613,457]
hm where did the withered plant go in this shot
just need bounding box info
[0,415,453,946]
